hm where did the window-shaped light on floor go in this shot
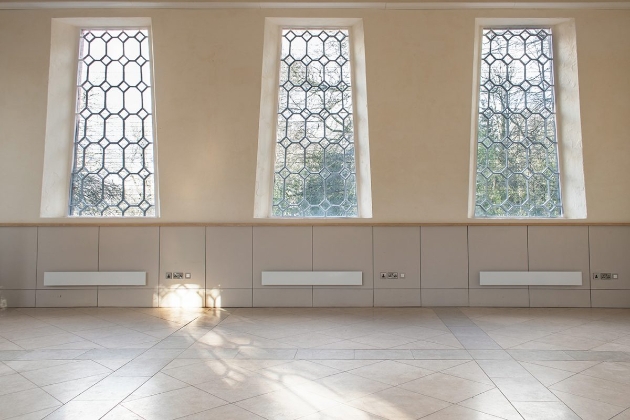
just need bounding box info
[475,28,562,218]
[159,284,204,308]
[70,29,156,217]
[273,29,358,218]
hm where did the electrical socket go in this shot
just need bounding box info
[173,272,184,280]
[386,272,399,279]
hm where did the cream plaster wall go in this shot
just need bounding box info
[0,7,628,223]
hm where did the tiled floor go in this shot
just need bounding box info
[1,307,630,419]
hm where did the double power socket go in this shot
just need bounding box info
[593,273,618,280]
[380,272,404,279]
[165,272,191,280]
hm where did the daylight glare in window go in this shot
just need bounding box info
[272,29,358,218]
[475,28,562,218]
[70,29,156,217]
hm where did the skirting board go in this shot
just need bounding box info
[480,271,582,286]
[44,272,147,286]
[262,271,362,286]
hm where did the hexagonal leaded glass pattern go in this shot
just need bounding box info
[272,29,357,218]
[475,28,563,218]
[70,29,156,217]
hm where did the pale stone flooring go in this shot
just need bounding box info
[1,307,630,420]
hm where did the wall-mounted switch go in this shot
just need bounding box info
[613,273,619,279]
[166,272,173,279]
[185,273,191,279]
[380,272,387,279]
[400,273,405,279]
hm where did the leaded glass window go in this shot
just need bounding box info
[475,28,562,218]
[272,29,357,218]
[70,29,156,217]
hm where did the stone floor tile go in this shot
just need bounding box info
[525,360,600,373]
[422,404,507,419]
[513,401,581,420]
[295,349,356,359]
[520,361,577,387]
[493,376,559,402]
[41,374,109,403]
[349,386,451,419]
[349,333,417,349]
[7,406,60,420]
[458,388,524,420]
[74,375,148,401]
[411,349,472,360]
[19,360,111,386]
[355,349,414,360]
[0,372,37,396]
[477,360,531,378]
[312,371,392,402]
[259,360,340,381]
[195,371,282,403]
[0,388,62,420]
[347,360,432,385]
[551,374,630,408]
[178,403,266,419]
[442,361,494,385]
[299,402,386,419]
[235,388,337,420]
[400,372,494,404]
[552,389,627,420]
[122,386,227,420]
[612,409,630,419]
[44,400,120,420]
[396,359,470,372]
[310,359,379,371]
[100,405,145,420]
[581,362,630,385]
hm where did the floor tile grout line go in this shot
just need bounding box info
[458,308,527,420]
[3,399,62,420]
[94,308,231,416]
[47,309,214,418]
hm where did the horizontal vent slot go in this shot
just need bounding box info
[44,272,146,286]
[262,271,362,286]
[480,271,582,286]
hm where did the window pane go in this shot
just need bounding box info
[272,29,358,218]
[70,29,156,217]
[475,28,562,218]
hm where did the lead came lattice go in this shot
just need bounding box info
[272,29,358,218]
[70,29,156,217]
[476,28,563,218]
